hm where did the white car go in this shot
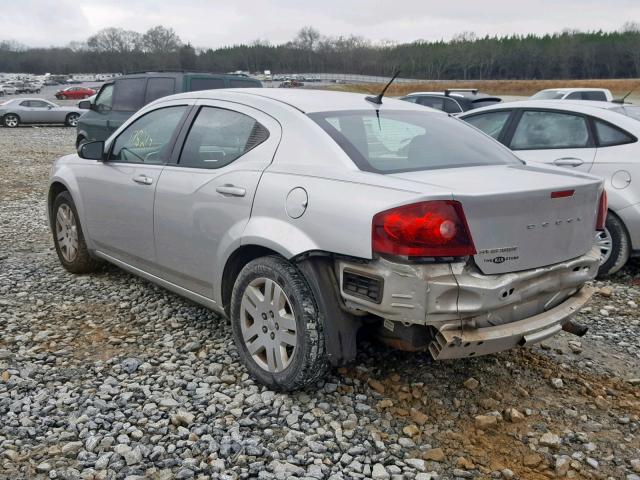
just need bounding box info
[531,88,613,102]
[0,84,17,96]
[460,100,640,276]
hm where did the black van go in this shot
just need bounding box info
[76,71,262,147]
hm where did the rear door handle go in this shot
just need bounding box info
[216,184,246,197]
[554,157,584,167]
[132,174,153,185]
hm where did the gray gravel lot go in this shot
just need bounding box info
[0,127,639,480]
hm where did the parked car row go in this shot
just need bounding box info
[48,87,608,390]
[0,81,41,96]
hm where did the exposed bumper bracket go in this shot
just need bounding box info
[429,285,593,360]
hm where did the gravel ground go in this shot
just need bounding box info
[0,127,639,480]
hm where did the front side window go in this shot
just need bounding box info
[531,90,565,100]
[109,106,187,164]
[464,110,511,139]
[29,100,51,108]
[95,84,114,111]
[565,92,582,100]
[594,119,635,147]
[112,78,147,111]
[179,107,269,169]
[310,110,521,173]
[510,110,590,150]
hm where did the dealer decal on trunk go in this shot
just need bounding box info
[477,246,520,265]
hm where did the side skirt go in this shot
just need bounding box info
[94,250,224,315]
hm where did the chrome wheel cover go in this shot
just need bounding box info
[240,277,298,373]
[56,204,79,262]
[595,228,612,264]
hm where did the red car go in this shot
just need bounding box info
[55,86,95,100]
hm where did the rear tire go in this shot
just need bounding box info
[52,191,102,274]
[230,255,329,391]
[3,114,19,128]
[597,213,629,277]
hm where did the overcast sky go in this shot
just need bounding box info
[4,0,640,48]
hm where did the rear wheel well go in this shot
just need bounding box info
[48,182,69,227]
[221,245,280,317]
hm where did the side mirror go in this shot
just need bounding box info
[78,141,105,161]
[78,100,91,110]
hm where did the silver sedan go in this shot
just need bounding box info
[48,89,604,390]
[0,98,83,127]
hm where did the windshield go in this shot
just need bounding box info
[531,90,565,100]
[612,105,640,122]
[309,109,522,173]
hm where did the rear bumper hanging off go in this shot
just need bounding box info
[429,286,593,359]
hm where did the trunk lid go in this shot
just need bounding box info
[389,164,602,274]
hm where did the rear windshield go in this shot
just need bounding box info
[309,109,521,173]
[612,105,640,122]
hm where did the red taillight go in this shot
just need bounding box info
[596,190,608,231]
[372,201,476,257]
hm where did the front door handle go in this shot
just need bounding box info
[132,174,153,185]
[554,157,584,167]
[216,184,246,197]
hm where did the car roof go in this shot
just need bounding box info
[536,88,609,93]
[163,88,436,114]
[405,91,495,99]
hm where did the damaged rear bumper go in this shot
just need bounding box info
[336,247,599,358]
[429,285,593,359]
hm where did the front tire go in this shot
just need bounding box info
[230,255,329,391]
[52,191,101,274]
[66,113,80,127]
[597,213,630,277]
[3,114,19,128]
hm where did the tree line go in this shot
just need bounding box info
[1,24,640,79]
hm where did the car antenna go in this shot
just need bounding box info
[612,83,640,104]
[366,70,401,105]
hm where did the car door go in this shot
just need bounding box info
[16,100,35,122]
[82,83,114,142]
[504,109,596,172]
[29,100,58,123]
[153,100,281,298]
[75,101,190,271]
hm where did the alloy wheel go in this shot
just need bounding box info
[4,115,18,127]
[55,204,79,262]
[596,228,612,264]
[67,114,79,127]
[239,277,298,373]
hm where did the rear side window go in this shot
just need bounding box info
[416,96,445,110]
[510,111,590,149]
[189,78,225,91]
[113,78,147,111]
[583,91,607,101]
[442,98,463,114]
[145,78,175,104]
[179,106,269,169]
[464,111,511,139]
[310,110,521,173]
[594,119,635,147]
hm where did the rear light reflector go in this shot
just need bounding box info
[596,190,607,231]
[372,200,476,257]
[551,189,575,198]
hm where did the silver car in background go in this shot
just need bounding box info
[460,100,640,276]
[48,89,605,390]
[0,98,83,128]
